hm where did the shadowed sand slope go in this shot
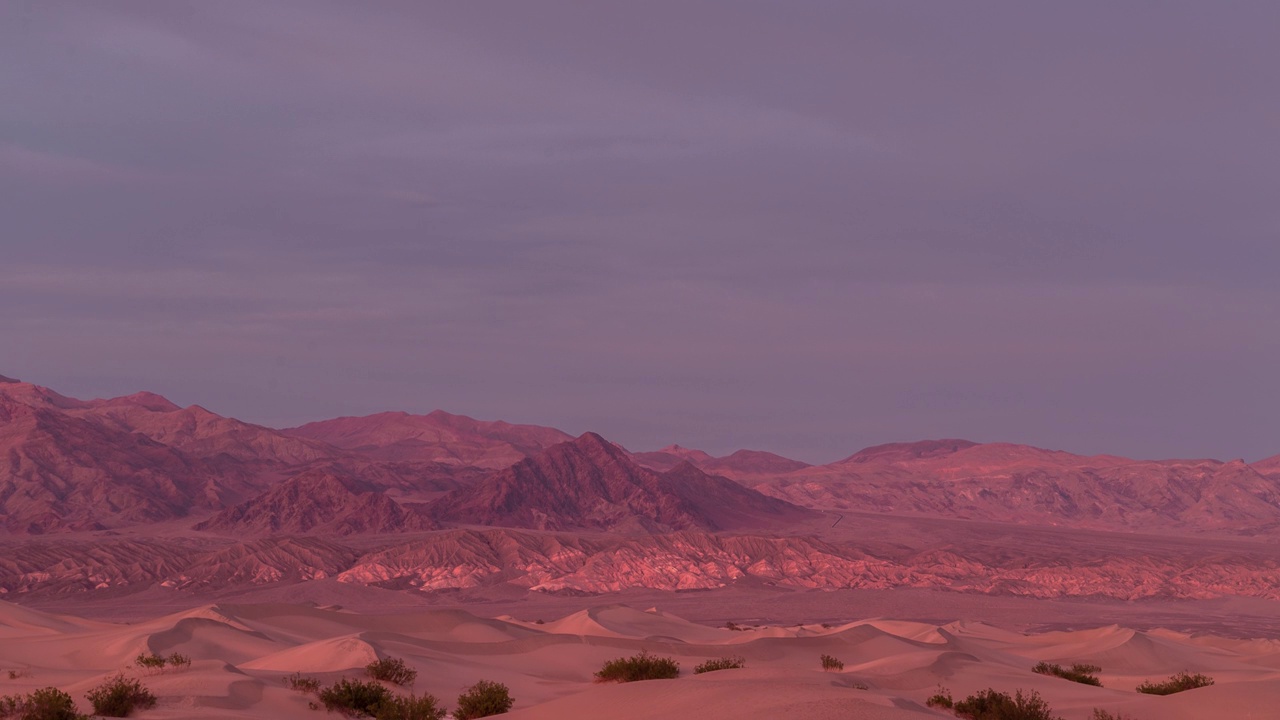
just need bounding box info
[1,602,1279,719]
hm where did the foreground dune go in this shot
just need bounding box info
[1,600,1277,719]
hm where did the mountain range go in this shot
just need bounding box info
[2,375,1279,602]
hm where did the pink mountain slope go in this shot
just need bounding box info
[0,380,440,533]
[761,440,1280,534]
[0,390,224,532]
[429,432,813,532]
[1253,453,1280,479]
[193,469,435,536]
[284,410,572,468]
[65,392,337,466]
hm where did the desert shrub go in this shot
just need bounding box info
[85,675,156,718]
[952,688,1060,720]
[926,688,954,709]
[365,658,417,687]
[454,680,513,719]
[0,687,88,720]
[165,653,191,671]
[1135,671,1214,695]
[722,621,741,631]
[820,654,844,671]
[285,672,321,694]
[132,654,166,674]
[318,678,394,717]
[692,656,745,674]
[1091,710,1135,720]
[371,693,447,720]
[1032,662,1102,687]
[7,670,29,680]
[594,651,680,683]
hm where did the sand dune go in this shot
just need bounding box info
[2,600,1279,718]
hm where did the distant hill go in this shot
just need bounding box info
[632,444,810,478]
[758,440,1280,535]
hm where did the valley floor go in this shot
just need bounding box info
[4,594,1279,720]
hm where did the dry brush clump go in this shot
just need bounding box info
[132,652,191,675]
[594,651,680,683]
[285,672,322,694]
[365,658,418,687]
[454,680,514,719]
[316,677,445,720]
[692,657,746,674]
[85,675,157,718]
[1032,662,1103,686]
[318,678,391,717]
[1,687,88,720]
[820,654,844,671]
[952,688,1061,720]
[1135,671,1214,695]
[368,693,447,720]
[926,687,954,709]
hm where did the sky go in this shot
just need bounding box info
[2,1,1277,463]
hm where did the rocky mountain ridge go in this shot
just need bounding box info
[3,375,1280,604]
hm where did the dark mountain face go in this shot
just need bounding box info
[429,433,812,532]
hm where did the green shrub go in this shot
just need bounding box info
[365,658,417,687]
[285,672,321,694]
[1135,671,1214,695]
[692,657,745,674]
[1032,662,1102,687]
[85,675,156,718]
[820,654,844,671]
[371,693,447,720]
[319,678,394,717]
[594,651,680,683]
[952,688,1060,720]
[0,687,89,720]
[454,680,514,719]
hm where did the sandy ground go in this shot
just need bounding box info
[3,599,1278,719]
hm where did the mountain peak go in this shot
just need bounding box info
[430,430,809,532]
[0,374,19,384]
[570,431,620,453]
[93,391,182,412]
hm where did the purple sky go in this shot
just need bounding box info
[2,2,1277,463]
